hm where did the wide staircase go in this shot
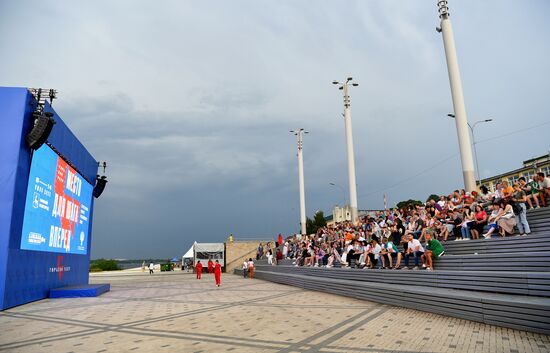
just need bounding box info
[235,207,550,334]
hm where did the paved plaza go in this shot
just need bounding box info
[0,271,549,353]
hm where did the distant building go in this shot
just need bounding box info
[326,205,381,226]
[481,152,550,192]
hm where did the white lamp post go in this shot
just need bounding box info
[290,129,308,235]
[332,77,359,223]
[436,0,476,191]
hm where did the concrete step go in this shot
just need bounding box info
[248,265,550,297]
[239,268,550,335]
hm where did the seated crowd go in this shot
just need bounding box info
[275,172,550,271]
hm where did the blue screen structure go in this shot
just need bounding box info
[20,144,93,255]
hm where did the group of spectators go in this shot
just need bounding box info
[272,172,550,271]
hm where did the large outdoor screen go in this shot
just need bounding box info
[20,144,93,255]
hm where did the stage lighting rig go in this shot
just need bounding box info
[93,175,108,198]
[99,161,107,174]
[26,88,58,150]
[93,161,108,198]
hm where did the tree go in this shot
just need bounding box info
[396,199,423,210]
[426,194,440,203]
[306,210,327,234]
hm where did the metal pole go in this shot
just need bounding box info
[291,129,308,235]
[329,182,347,207]
[342,84,359,223]
[470,125,482,185]
[437,0,476,191]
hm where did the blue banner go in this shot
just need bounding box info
[20,144,93,255]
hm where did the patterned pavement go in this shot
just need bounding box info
[0,271,548,353]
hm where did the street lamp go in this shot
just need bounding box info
[447,113,493,185]
[329,182,347,206]
[290,129,308,235]
[332,77,359,223]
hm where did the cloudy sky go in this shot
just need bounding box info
[1,1,549,259]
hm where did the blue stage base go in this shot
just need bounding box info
[49,284,110,298]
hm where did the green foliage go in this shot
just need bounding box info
[426,194,440,203]
[396,199,423,210]
[160,263,172,271]
[306,210,327,234]
[89,259,120,272]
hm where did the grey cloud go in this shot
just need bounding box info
[1,0,549,258]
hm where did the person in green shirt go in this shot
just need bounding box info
[421,231,445,270]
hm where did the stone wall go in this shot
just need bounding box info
[225,240,267,273]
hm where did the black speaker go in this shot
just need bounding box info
[26,111,55,150]
[93,176,108,198]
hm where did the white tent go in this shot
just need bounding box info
[193,242,224,253]
[193,242,225,267]
[182,245,194,259]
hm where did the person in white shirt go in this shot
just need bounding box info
[242,260,248,278]
[537,172,550,206]
[403,234,424,270]
[149,262,154,275]
[365,239,382,269]
[247,258,254,279]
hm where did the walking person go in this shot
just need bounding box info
[207,259,214,274]
[196,260,203,280]
[214,260,222,287]
[247,258,254,279]
[242,260,248,278]
[513,183,531,236]
[149,262,154,275]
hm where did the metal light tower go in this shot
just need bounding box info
[436,0,476,192]
[332,77,359,223]
[290,129,308,235]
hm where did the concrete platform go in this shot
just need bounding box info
[49,283,110,298]
[0,270,549,352]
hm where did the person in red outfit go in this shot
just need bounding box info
[278,234,283,247]
[207,259,214,274]
[214,260,222,287]
[195,260,203,279]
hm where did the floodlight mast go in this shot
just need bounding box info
[290,129,308,235]
[332,78,359,224]
[437,0,476,192]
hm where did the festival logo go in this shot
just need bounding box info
[49,255,71,280]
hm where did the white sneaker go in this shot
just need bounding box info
[422,264,427,268]
[463,238,470,241]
